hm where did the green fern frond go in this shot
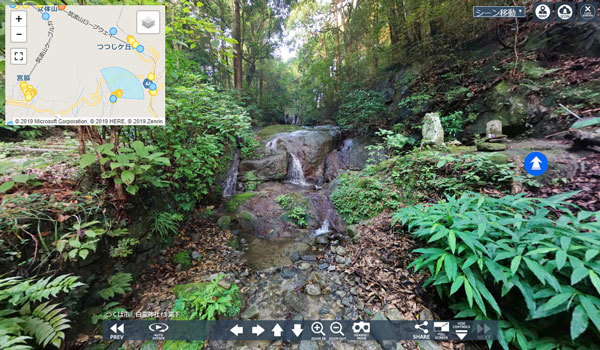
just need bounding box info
[20,302,70,348]
[0,334,32,349]
[98,272,133,300]
[0,274,84,306]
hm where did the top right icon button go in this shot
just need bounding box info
[578,2,599,22]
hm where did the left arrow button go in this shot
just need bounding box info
[230,324,244,336]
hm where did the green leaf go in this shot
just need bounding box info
[510,255,521,275]
[571,305,589,340]
[448,229,456,254]
[572,266,589,285]
[541,293,572,311]
[444,254,458,281]
[555,250,567,270]
[464,279,474,308]
[589,270,600,296]
[78,249,89,260]
[79,154,96,168]
[579,295,600,332]
[121,170,135,186]
[131,140,149,157]
[125,185,139,195]
[0,181,15,193]
[12,174,29,183]
[450,275,464,295]
[585,249,599,262]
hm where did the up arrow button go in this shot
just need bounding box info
[272,324,283,337]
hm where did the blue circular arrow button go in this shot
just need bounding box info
[524,152,549,176]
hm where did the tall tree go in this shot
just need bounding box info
[233,0,243,89]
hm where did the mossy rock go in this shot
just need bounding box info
[172,282,209,299]
[237,210,257,230]
[476,142,507,152]
[225,192,257,213]
[172,251,192,269]
[256,124,303,140]
[217,215,232,229]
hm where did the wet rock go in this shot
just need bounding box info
[290,250,300,262]
[238,151,288,181]
[350,287,359,295]
[305,283,322,296]
[191,251,202,260]
[327,265,336,272]
[217,215,232,229]
[477,142,507,152]
[315,235,329,245]
[241,304,259,320]
[299,340,319,350]
[335,255,346,264]
[384,305,404,321]
[141,341,159,350]
[280,267,295,279]
[284,290,308,313]
[301,254,318,261]
[237,210,257,230]
[421,113,445,146]
[298,262,311,270]
[346,225,358,238]
[217,279,231,290]
[342,297,351,307]
[335,246,347,256]
[318,263,329,270]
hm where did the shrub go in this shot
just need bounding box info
[243,171,261,191]
[0,274,84,349]
[397,92,432,115]
[337,90,388,134]
[331,171,403,224]
[394,192,600,349]
[332,151,518,224]
[171,275,241,320]
[440,111,464,140]
[275,193,310,228]
[97,272,133,300]
[150,211,183,238]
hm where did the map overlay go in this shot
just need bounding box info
[4,5,165,125]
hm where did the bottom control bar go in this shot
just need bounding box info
[103,320,497,342]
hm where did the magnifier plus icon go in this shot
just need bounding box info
[311,322,325,336]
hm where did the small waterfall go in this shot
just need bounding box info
[265,137,279,154]
[287,153,309,186]
[313,219,330,237]
[222,150,240,198]
[340,138,353,165]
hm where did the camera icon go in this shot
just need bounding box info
[352,321,370,334]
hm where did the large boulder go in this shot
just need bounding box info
[238,151,288,181]
[421,113,445,146]
[241,126,341,182]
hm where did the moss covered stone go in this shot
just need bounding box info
[476,142,507,152]
[224,192,257,213]
[172,282,209,299]
[217,215,232,229]
[256,124,303,140]
[172,251,192,269]
[237,210,257,230]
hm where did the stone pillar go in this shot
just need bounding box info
[421,112,445,146]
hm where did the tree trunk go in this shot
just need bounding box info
[233,0,243,90]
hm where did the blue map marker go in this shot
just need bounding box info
[524,152,549,176]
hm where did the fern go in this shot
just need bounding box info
[20,302,70,348]
[0,274,83,349]
[98,272,132,300]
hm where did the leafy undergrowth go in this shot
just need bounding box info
[332,150,518,224]
[395,192,600,349]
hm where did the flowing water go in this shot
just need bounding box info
[222,149,240,197]
[286,153,310,186]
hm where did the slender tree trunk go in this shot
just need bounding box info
[233,0,243,89]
